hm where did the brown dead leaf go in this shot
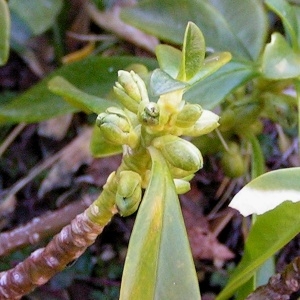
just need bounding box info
[182,202,234,263]
[38,127,93,197]
[38,114,73,141]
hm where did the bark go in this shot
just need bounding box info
[246,256,300,300]
[0,197,92,257]
[0,172,118,299]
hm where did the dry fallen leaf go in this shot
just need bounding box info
[182,203,234,263]
[38,127,93,197]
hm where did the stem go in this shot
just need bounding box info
[246,256,300,300]
[0,175,118,299]
[0,197,92,257]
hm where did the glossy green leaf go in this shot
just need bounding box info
[0,0,10,66]
[209,0,268,59]
[265,0,299,49]
[120,146,200,300]
[48,76,113,114]
[262,32,300,79]
[178,22,205,81]
[188,52,232,85]
[0,56,157,123]
[121,0,266,59]
[149,69,187,96]
[184,60,258,109]
[155,44,181,78]
[230,167,300,216]
[9,0,63,36]
[90,125,122,158]
[247,133,265,179]
[217,200,300,300]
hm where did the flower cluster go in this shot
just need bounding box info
[96,69,219,214]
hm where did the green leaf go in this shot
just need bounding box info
[121,0,265,60]
[0,56,157,123]
[9,0,63,36]
[0,0,10,66]
[155,44,182,78]
[90,125,122,158]
[247,133,265,179]
[48,76,113,114]
[188,52,232,85]
[262,32,300,79]
[184,60,258,109]
[217,200,300,300]
[265,0,299,50]
[178,22,205,81]
[120,146,200,300]
[209,0,268,60]
[230,167,300,216]
[149,69,187,96]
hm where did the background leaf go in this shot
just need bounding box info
[230,167,300,216]
[120,147,200,300]
[0,56,157,123]
[0,0,10,66]
[9,0,63,36]
[265,0,299,49]
[121,0,267,60]
[262,32,300,79]
[209,0,268,60]
[48,76,113,114]
[217,200,300,300]
[184,60,258,109]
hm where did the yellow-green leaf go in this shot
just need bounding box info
[178,22,205,81]
[0,0,10,66]
[90,125,122,158]
[120,146,200,300]
[48,76,112,114]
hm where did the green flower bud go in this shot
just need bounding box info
[113,70,149,113]
[96,107,138,148]
[174,178,191,194]
[138,102,160,126]
[152,135,203,175]
[221,142,246,178]
[176,103,203,128]
[182,110,219,137]
[116,171,142,216]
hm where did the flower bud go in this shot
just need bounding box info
[113,70,149,113]
[115,171,142,216]
[138,102,160,126]
[221,142,246,178]
[152,135,203,175]
[174,178,191,194]
[96,107,138,148]
[176,103,203,128]
[182,110,219,136]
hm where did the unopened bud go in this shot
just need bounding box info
[138,102,160,126]
[174,178,191,194]
[176,103,203,128]
[116,171,142,216]
[152,135,203,175]
[113,70,149,113]
[96,107,138,148]
[182,110,219,136]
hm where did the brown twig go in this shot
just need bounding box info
[0,210,106,299]
[0,123,27,157]
[0,170,118,299]
[0,196,92,257]
[246,256,300,300]
[87,2,159,53]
